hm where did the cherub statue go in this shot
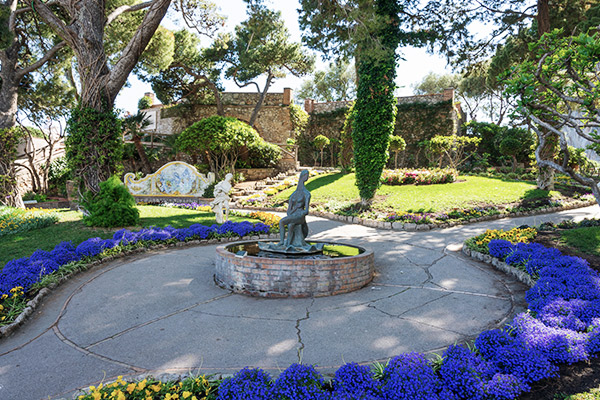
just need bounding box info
[210,173,233,224]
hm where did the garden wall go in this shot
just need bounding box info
[300,89,465,167]
[14,136,66,195]
[141,90,297,171]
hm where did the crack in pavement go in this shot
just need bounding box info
[311,288,411,313]
[53,325,147,373]
[296,298,314,363]
[366,292,452,319]
[370,283,510,300]
[84,293,233,349]
[189,310,297,322]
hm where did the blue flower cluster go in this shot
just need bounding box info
[207,240,600,400]
[270,364,329,400]
[486,239,600,363]
[217,367,272,400]
[8,227,600,399]
[0,221,271,297]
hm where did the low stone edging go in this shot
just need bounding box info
[240,199,596,232]
[0,233,279,339]
[461,245,536,288]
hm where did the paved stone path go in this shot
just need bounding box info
[1,205,599,400]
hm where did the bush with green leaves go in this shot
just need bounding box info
[313,134,330,167]
[389,135,406,169]
[464,122,534,169]
[48,157,72,196]
[245,140,282,168]
[176,116,260,178]
[81,176,139,228]
[422,135,481,169]
[137,96,153,110]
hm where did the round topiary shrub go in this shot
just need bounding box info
[245,140,282,168]
[176,116,260,177]
[81,175,140,227]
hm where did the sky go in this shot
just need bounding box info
[114,0,452,114]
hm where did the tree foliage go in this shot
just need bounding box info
[206,1,314,126]
[389,135,406,170]
[65,106,123,192]
[313,134,330,167]
[299,0,433,204]
[503,29,600,205]
[297,60,356,102]
[176,116,260,177]
[146,29,223,107]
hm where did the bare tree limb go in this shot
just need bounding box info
[17,41,67,78]
[106,1,153,25]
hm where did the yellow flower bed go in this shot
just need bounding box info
[0,286,25,323]
[248,211,281,227]
[475,227,537,247]
[0,207,59,236]
[78,375,215,400]
[467,227,537,254]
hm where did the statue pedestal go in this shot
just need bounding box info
[257,241,324,255]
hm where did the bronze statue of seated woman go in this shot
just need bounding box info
[258,170,323,254]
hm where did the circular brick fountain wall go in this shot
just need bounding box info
[215,240,374,298]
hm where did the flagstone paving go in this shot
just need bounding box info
[1,205,599,399]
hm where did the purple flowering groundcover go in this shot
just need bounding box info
[7,224,600,399]
[0,221,271,298]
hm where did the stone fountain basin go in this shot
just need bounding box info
[215,240,374,298]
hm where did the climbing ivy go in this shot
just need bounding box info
[352,0,401,204]
[65,106,123,194]
[0,127,23,207]
[299,107,348,166]
[339,103,355,171]
[289,103,308,138]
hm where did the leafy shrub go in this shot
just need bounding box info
[389,135,406,169]
[313,134,330,167]
[81,176,140,227]
[245,140,282,168]
[380,168,457,186]
[176,116,260,177]
[421,135,481,169]
[48,156,72,196]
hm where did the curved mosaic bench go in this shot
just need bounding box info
[124,161,215,202]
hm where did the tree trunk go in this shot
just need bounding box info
[537,0,550,37]
[132,134,153,174]
[33,0,171,193]
[248,73,273,127]
[0,43,24,208]
[534,0,555,191]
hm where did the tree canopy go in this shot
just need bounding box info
[503,29,600,205]
[297,60,356,102]
[206,0,314,126]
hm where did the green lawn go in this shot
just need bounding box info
[274,173,561,213]
[561,226,600,257]
[0,205,254,267]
